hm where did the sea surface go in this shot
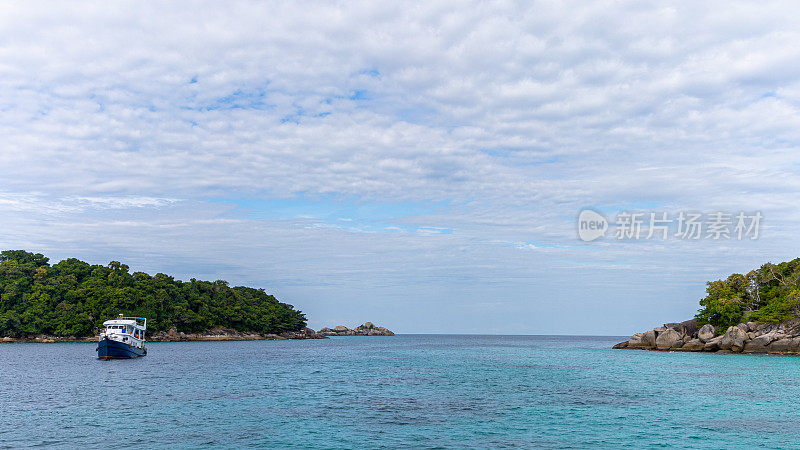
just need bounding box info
[3,335,800,449]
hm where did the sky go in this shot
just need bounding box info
[1,1,800,335]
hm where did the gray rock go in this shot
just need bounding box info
[680,318,700,338]
[698,324,716,342]
[750,332,779,347]
[628,333,645,348]
[703,335,724,351]
[628,332,654,348]
[746,321,758,332]
[656,328,683,350]
[743,335,771,353]
[642,330,656,347]
[718,326,748,352]
[769,338,797,353]
[665,322,687,336]
[681,338,704,351]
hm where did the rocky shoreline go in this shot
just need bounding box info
[614,318,800,354]
[0,322,397,343]
[0,326,327,343]
[317,322,394,336]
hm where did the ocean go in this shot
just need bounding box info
[2,335,800,448]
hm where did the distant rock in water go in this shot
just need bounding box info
[613,318,800,354]
[317,322,395,336]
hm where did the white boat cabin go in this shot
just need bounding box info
[100,314,147,349]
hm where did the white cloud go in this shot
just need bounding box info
[1,1,800,333]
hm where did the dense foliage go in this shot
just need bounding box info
[696,258,800,330]
[0,250,306,337]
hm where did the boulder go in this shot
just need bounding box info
[680,318,700,338]
[665,322,687,336]
[333,325,350,332]
[768,338,798,353]
[703,335,724,351]
[642,330,656,347]
[743,335,772,353]
[612,341,628,349]
[369,327,394,336]
[747,332,779,349]
[681,339,704,351]
[628,331,656,349]
[656,328,684,350]
[718,326,748,352]
[746,321,758,332]
[698,324,716,342]
[627,333,645,347]
[753,322,772,334]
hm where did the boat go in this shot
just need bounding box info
[96,314,147,359]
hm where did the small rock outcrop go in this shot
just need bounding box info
[613,318,800,355]
[317,322,395,336]
[718,326,748,352]
[656,328,683,350]
[697,324,716,342]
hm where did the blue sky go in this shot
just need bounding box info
[2,1,800,334]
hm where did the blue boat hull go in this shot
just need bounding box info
[96,338,146,359]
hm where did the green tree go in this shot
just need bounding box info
[0,250,306,337]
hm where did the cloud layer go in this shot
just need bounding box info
[1,1,799,333]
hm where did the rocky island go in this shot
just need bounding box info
[0,250,401,344]
[613,318,800,354]
[0,250,313,342]
[1,326,328,343]
[318,322,395,336]
[615,258,800,355]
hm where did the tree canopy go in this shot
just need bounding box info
[696,258,800,330]
[0,250,306,337]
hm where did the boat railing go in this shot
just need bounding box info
[119,316,147,330]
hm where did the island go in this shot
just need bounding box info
[318,322,394,336]
[614,258,800,354]
[0,250,326,342]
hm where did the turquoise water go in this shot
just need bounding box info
[2,335,800,448]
